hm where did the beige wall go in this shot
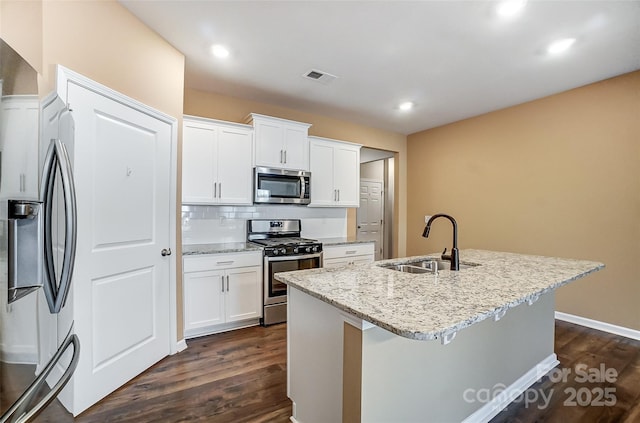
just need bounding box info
[0,0,42,74]
[185,88,408,256]
[2,0,186,339]
[407,71,640,330]
[361,160,385,180]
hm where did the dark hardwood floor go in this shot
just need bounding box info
[490,320,640,423]
[2,320,639,422]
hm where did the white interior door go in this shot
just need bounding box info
[65,81,172,415]
[357,179,384,260]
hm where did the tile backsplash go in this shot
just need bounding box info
[182,205,347,244]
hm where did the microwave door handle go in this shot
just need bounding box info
[300,176,306,199]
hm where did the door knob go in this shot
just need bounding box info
[161,248,172,257]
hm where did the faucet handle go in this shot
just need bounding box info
[441,247,451,261]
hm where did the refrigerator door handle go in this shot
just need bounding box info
[40,138,78,314]
[0,324,80,423]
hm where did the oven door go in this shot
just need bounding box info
[264,253,322,305]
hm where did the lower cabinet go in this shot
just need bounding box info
[323,243,375,268]
[183,251,262,338]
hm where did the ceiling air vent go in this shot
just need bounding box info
[303,69,338,85]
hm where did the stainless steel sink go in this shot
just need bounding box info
[409,259,479,271]
[380,264,434,274]
[379,258,479,273]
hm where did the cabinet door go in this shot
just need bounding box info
[217,126,253,204]
[323,257,353,268]
[184,270,225,332]
[334,145,360,207]
[254,120,285,168]
[282,124,309,170]
[225,266,262,323]
[182,122,217,203]
[309,141,335,206]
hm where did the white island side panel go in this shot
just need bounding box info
[288,285,557,423]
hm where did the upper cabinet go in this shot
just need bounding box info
[309,136,361,207]
[247,113,311,171]
[182,116,253,205]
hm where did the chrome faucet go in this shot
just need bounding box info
[422,214,460,271]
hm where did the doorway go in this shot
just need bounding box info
[358,148,395,260]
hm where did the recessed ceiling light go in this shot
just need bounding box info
[211,44,230,59]
[547,38,576,55]
[398,101,414,111]
[496,0,527,18]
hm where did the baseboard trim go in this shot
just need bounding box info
[462,353,559,423]
[176,339,188,353]
[555,312,640,341]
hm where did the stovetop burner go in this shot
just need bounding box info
[247,219,323,257]
[251,237,318,247]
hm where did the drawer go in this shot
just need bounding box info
[184,251,262,273]
[323,243,375,260]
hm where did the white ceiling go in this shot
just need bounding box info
[120,1,640,135]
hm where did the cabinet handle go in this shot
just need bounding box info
[280,150,283,163]
[216,260,234,265]
[345,250,357,255]
[337,189,340,202]
[218,182,222,198]
[221,275,225,292]
[226,275,230,292]
[284,150,287,164]
[20,174,25,192]
[213,181,217,198]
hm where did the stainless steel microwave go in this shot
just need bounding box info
[254,167,311,205]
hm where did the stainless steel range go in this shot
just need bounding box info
[247,219,323,325]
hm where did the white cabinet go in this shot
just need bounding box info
[309,136,361,207]
[183,251,262,338]
[247,113,311,171]
[0,95,39,198]
[323,243,375,268]
[182,116,253,205]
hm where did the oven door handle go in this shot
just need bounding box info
[264,252,323,262]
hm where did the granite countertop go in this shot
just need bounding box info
[275,249,604,341]
[317,237,375,246]
[182,242,263,255]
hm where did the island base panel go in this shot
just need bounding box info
[288,286,557,423]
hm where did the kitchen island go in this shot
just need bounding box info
[275,249,603,423]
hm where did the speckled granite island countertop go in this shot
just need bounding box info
[275,249,604,341]
[182,242,262,255]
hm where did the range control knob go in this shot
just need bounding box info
[271,248,279,256]
[312,246,319,253]
[305,246,312,253]
[293,247,299,254]
[279,247,287,255]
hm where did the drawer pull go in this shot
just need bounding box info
[216,260,234,265]
[345,250,357,255]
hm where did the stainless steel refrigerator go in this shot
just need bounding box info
[0,38,79,423]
